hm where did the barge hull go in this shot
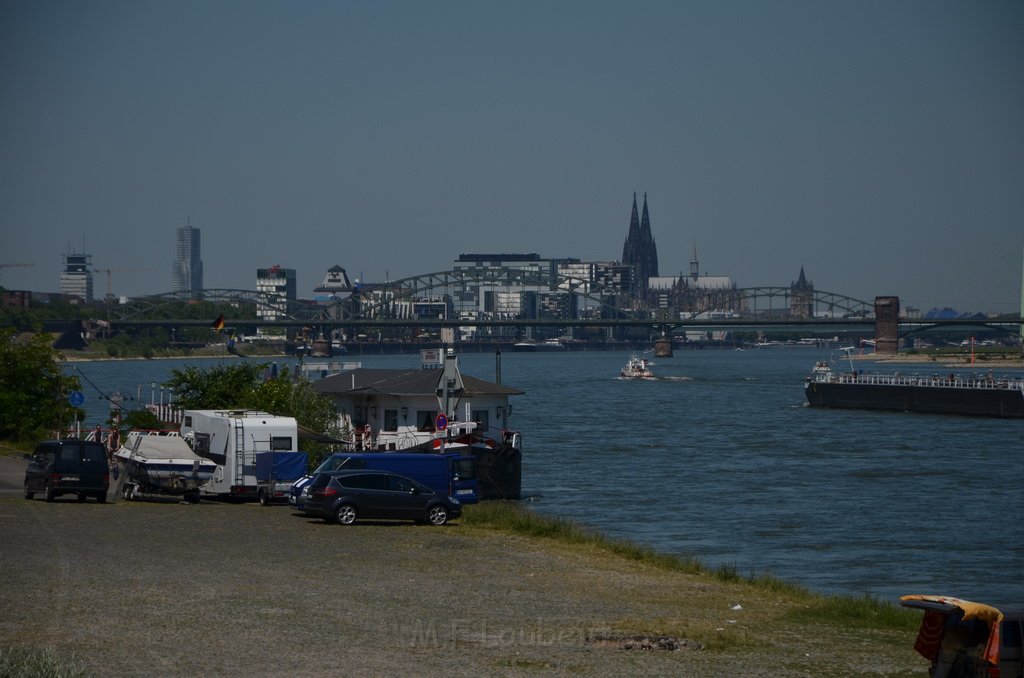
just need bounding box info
[805,382,1024,418]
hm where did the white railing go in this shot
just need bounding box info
[825,372,1024,391]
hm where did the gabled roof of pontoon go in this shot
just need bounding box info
[313,368,524,397]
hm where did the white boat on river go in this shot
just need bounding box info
[620,354,654,379]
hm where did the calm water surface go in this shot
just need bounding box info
[66,349,1024,604]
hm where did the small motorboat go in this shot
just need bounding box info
[114,430,217,502]
[620,354,654,379]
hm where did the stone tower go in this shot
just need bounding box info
[790,266,814,318]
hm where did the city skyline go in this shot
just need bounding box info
[2,2,1022,313]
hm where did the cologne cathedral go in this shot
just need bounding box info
[620,193,659,297]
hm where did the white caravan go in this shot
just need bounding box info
[180,410,299,499]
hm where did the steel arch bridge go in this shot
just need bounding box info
[113,272,875,324]
[112,289,314,321]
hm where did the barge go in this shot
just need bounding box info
[805,361,1024,418]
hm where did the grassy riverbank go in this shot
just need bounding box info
[464,502,921,636]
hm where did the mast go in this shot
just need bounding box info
[436,348,464,420]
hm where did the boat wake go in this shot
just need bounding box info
[614,375,692,382]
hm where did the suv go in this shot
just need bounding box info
[24,439,110,503]
[301,470,460,526]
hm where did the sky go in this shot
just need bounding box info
[2,0,1023,314]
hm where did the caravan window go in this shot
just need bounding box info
[271,436,292,451]
[193,433,211,455]
[194,433,224,465]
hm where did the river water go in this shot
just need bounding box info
[64,348,1024,605]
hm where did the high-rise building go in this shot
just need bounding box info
[256,265,297,322]
[620,193,659,297]
[60,251,93,302]
[172,219,203,296]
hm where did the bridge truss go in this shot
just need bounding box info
[113,271,874,326]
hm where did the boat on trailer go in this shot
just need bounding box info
[114,430,217,502]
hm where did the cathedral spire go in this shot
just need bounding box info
[640,193,658,278]
[690,239,699,281]
[622,192,640,262]
[640,193,651,238]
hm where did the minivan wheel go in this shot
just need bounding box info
[427,504,449,526]
[96,492,107,504]
[335,504,357,525]
[24,485,34,500]
[77,493,87,502]
[44,486,55,503]
[259,490,270,507]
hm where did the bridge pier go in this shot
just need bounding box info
[874,296,900,354]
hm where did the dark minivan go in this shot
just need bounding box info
[24,439,110,502]
[302,470,460,526]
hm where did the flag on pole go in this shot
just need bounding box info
[211,314,225,332]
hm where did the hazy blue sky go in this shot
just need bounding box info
[2,0,1022,313]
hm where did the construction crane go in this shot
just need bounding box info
[0,263,35,284]
[92,267,149,300]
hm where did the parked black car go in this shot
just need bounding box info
[301,470,460,526]
[24,439,110,502]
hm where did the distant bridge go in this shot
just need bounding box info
[107,273,1022,345]
[111,269,876,323]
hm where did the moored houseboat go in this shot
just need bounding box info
[312,349,524,499]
